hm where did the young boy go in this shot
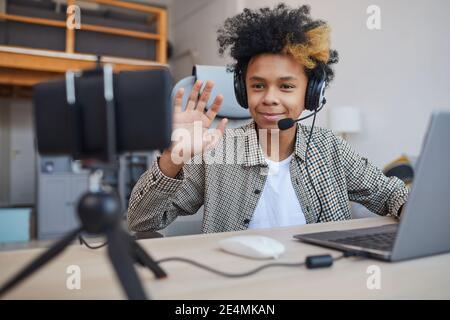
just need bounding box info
[127,4,408,233]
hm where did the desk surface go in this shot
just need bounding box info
[1,217,449,299]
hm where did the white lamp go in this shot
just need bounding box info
[328,106,361,140]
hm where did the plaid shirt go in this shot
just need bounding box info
[127,121,409,233]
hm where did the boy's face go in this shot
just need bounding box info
[245,53,308,130]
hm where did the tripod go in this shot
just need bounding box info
[0,170,167,300]
[1,65,171,299]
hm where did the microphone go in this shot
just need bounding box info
[278,118,296,130]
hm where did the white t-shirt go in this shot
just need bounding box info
[248,153,307,229]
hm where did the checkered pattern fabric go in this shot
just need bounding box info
[127,121,409,233]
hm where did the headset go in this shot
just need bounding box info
[233,64,327,112]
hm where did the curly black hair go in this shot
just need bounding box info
[217,3,339,85]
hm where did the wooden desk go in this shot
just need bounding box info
[1,217,449,299]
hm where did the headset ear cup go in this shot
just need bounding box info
[234,69,248,109]
[239,73,248,109]
[233,71,241,107]
[305,80,311,111]
[305,77,316,111]
[305,69,327,112]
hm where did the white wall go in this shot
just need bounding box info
[169,0,450,168]
[169,0,239,81]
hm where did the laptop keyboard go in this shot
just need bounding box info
[330,232,397,251]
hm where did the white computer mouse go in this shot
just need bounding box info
[218,235,285,259]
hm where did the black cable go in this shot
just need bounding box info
[78,235,108,249]
[297,103,325,122]
[302,110,324,223]
[155,254,346,278]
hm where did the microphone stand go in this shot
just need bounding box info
[0,169,167,300]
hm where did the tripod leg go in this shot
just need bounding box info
[131,237,167,279]
[106,228,148,300]
[0,227,82,298]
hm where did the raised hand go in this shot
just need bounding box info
[160,80,228,176]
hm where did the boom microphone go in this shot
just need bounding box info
[278,118,297,130]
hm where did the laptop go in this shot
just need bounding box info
[294,111,450,262]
